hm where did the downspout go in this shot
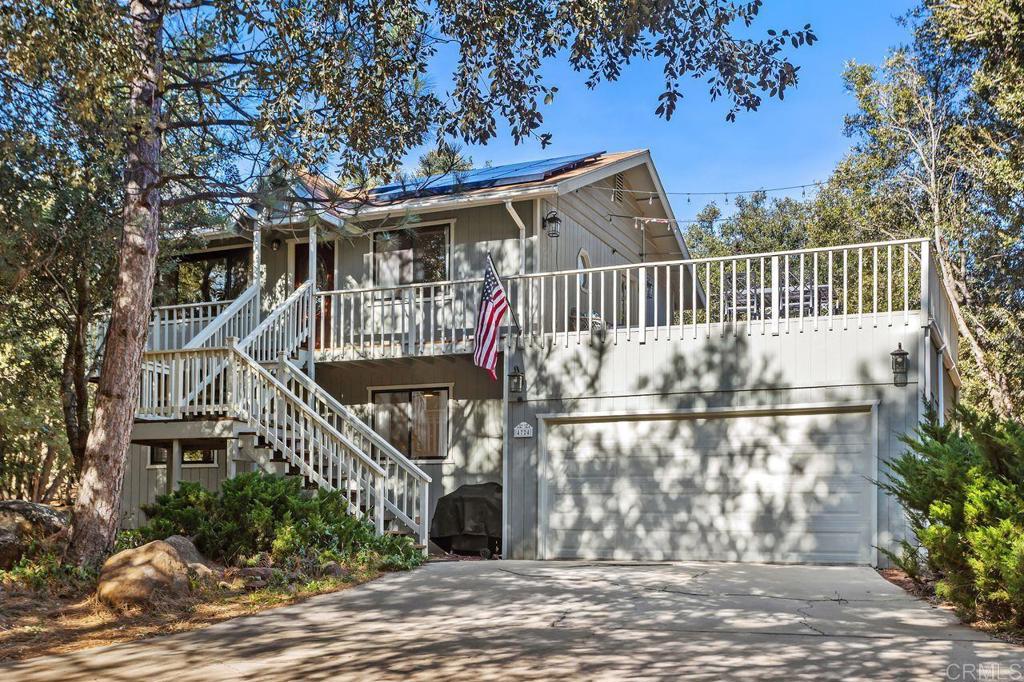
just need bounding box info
[936,342,947,425]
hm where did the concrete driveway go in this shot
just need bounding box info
[4,561,1022,680]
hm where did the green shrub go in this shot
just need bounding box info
[880,405,1024,627]
[0,551,97,595]
[137,472,423,572]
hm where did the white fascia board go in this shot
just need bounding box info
[552,150,648,195]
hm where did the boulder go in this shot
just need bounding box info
[319,561,351,579]
[163,535,221,582]
[0,501,70,569]
[97,540,190,608]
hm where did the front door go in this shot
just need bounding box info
[294,241,335,349]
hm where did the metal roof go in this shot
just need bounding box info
[367,151,605,202]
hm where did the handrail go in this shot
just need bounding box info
[184,283,260,349]
[278,356,430,484]
[275,356,431,544]
[239,280,312,363]
[230,346,386,478]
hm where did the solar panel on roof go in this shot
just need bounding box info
[368,151,604,202]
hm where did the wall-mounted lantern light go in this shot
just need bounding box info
[508,365,526,394]
[270,238,282,252]
[891,343,909,387]
[543,210,562,238]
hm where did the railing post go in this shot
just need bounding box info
[771,256,780,336]
[639,266,647,343]
[406,287,416,355]
[375,474,385,534]
[919,240,931,328]
[419,479,429,553]
[227,337,238,415]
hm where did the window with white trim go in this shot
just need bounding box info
[576,248,591,290]
[372,387,450,460]
[372,224,450,287]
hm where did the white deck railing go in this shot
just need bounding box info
[184,284,260,350]
[240,281,312,363]
[275,356,431,546]
[316,238,954,359]
[91,298,234,361]
[136,344,387,530]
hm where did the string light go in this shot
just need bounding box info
[592,178,832,201]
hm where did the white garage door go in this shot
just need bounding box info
[539,408,875,564]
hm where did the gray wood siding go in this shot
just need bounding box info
[119,444,229,529]
[336,201,533,290]
[315,355,504,516]
[506,323,927,564]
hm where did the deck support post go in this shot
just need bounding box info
[227,438,239,479]
[307,220,317,381]
[252,214,263,315]
[169,439,182,493]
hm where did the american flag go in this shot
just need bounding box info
[473,255,510,380]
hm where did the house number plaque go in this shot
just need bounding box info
[513,421,534,439]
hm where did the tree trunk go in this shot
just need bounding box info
[66,0,164,568]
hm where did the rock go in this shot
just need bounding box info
[320,561,351,579]
[0,501,70,569]
[97,540,190,608]
[237,566,274,580]
[163,535,221,583]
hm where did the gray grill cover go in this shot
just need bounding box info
[429,482,502,551]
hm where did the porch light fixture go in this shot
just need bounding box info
[270,238,282,252]
[891,343,909,387]
[543,210,562,238]
[508,365,525,394]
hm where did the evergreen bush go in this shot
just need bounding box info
[880,406,1024,627]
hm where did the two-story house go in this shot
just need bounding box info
[110,149,960,565]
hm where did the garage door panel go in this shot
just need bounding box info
[547,488,867,518]
[548,529,869,563]
[540,410,875,564]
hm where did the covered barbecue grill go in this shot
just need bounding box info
[429,482,502,558]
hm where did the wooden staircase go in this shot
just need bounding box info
[131,280,432,549]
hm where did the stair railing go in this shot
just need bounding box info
[184,283,261,349]
[239,281,312,364]
[137,343,385,530]
[275,355,431,546]
[227,345,385,529]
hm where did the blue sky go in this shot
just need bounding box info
[403,1,917,220]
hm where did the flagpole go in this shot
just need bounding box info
[487,253,522,335]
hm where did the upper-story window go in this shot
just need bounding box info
[372,224,450,287]
[577,248,592,290]
[162,248,250,304]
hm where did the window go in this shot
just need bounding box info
[576,249,592,290]
[149,446,169,466]
[372,387,449,460]
[372,224,449,287]
[147,446,219,467]
[162,249,251,304]
[182,449,217,466]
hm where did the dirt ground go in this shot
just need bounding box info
[877,567,1024,647]
[0,570,380,662]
